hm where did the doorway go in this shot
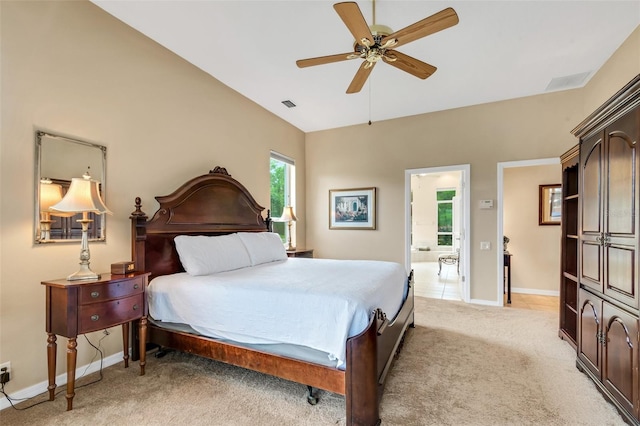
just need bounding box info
[405,165,470,302]
[497,158,561,307]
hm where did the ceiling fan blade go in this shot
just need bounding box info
[346,61,375,94]
[381,7,459,49]
[383,51,436,79]
[334,2,374,47]
[296,52,359,68]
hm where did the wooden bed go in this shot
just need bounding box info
[129,167,414,426]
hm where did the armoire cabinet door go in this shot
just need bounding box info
[581,132,603,292]
[578,289,602,378]
[602,301,639,417]
[604,110,639,309]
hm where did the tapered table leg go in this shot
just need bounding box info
[47,333,57,400]
[122,322,130,368]
[66,338,77,411]
[139,316,147,375]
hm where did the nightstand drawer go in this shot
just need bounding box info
[79,276,144,304]
[78,294,143,333]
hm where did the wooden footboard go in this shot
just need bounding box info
[345,271,415,425]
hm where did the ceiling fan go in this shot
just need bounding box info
[296,1,459,94]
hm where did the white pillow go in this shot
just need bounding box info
[174,234,251,276]
[237,232,288,266]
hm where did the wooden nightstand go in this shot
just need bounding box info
[42,272,150,410]
[286,248,314,258]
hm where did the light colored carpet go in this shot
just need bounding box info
[0,297,626,425]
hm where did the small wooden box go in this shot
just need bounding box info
[111,261,136,275]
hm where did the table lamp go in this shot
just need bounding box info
[39,179,73,241]
[279,206,297,251]
[50,171,112,280]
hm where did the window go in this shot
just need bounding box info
[437,189,456,247]
[270,151,295,244]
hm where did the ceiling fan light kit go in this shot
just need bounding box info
[296,1,459,94]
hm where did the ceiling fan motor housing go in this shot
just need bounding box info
[353,24,397,65]
[353,24,393,50]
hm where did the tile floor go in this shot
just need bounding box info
[411,261,559,312]
[411,261,462,301]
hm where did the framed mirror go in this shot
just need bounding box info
[539,184,562,226]
[35,131,107,243]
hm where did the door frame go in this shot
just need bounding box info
[405,164,471,302]
[497,157,560,306]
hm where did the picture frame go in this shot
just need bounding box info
[329,187,376,230]
[539,184,562,225]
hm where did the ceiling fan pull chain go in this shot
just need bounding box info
[368,72,373,126]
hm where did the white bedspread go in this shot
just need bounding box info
[147,258,408,368]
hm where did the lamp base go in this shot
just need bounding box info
[67,217,100,281]
[39,219,53,242]
[286,221,295,252]
[67,265,100,281]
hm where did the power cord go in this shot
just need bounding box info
[0,332,107,410]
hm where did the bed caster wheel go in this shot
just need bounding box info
[154,347,172,358]
[307,386,318,405]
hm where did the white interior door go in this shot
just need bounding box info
[453,173,465,296]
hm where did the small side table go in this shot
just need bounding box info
[42,272,150,410]
[286,248,314,258]
[504,253,512,304]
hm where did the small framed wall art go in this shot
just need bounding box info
[329,187,376,230]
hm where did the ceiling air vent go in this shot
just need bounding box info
[545,72,591,92]
[281,100,296,108]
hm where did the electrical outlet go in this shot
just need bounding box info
[0,362,11,384]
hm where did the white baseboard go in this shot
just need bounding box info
[469,298,500,306]
[469,288,558,307]
[511,287,560,297]
[0,351,124,411]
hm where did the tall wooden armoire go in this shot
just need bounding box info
[571,74,640,425]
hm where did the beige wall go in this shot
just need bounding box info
[306,90,583,302]
[0,1,305,394]
[306,26,640,303]
[504,165,562,294]
[583,25,640,116]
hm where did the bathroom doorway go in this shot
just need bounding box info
[405,165,470,302]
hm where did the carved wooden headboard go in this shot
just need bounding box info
[130,167,271,279]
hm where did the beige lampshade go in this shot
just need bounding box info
[279,206,297,222]
[40,181,75,217]
[40,181,63,211]
[50,176,112,215]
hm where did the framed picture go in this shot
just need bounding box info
[329,187,376,230]
[539,184,562,225]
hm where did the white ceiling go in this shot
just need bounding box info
[92,1,640,133]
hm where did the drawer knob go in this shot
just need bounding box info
[91,291,100,298]
[91,314,100,321]
[133,304,138,311]
[134,284,139,290]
